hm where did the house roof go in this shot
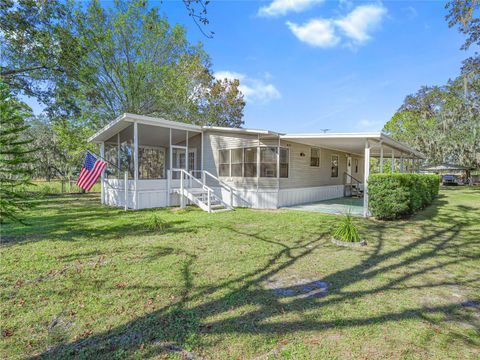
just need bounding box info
[89,113,424,158]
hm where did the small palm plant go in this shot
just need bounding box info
[332,212,361,242]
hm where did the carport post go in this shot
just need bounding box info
[400,154,404,172]
[363,140,370,217]
[391,149,395,173]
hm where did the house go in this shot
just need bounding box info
[88,113,424,216]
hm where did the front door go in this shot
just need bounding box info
[171,147,196,179]
[346,156,352,184]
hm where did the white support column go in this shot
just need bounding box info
[363,140,370,217]
[256,134,260,192]
[117,133,121,178]
[400,154,404,173]
[379,142,384,173]
[200,131,204,172]
[100,142,105,205]
[167,128,172,207]
[276,136,280,187]
[391,149,395,173]
[133,121,139,210]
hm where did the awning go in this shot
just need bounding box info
[280,133,425,159]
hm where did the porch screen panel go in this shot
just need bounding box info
[119,139,134,179]
[104,143,118,179]
[231,148,243,177]
[260,147,277,178]
[219,149,230,177]
[280,148,289,178]
[139,147,165,179]
[244,147,257,177]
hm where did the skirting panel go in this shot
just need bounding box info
[278,185,345,207]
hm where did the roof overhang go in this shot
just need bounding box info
[281,132,425,158]
[88,113,203,143]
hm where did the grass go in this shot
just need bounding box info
[1,187,479,359]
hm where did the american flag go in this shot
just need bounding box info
[77,152,107,191]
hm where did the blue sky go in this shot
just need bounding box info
[25,0,470,133]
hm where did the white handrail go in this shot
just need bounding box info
[171,168,232,210]
[202,170,234,206]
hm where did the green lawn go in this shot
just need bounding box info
[1,188,479,359]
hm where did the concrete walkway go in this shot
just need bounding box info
[283,197,363,216]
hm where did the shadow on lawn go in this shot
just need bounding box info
[1,196,195,246]
[26,193,480,359]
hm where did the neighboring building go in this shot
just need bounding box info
[88,113,424,216]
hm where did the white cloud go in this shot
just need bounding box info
[284,3,387,48]
[334,4,387,44]
[214,71,281,103]
[258,0,323,17]
[404,6,418,20]
[286,19,340,48]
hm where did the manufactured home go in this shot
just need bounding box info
[88,113,424,216]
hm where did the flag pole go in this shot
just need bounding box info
[85,149,119,171]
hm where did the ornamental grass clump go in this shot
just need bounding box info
[332,212,361,243]
[146,213,167,232]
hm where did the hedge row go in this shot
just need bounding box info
[368,173,440,220]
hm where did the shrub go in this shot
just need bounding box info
[368,173,440,220]
[332,212,361,242]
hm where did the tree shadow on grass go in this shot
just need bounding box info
[28,204,480,359]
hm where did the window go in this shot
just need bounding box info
[231,148,243,177]
[260,147,277,177]
[280,148,289,178]
[244,147,257,177]
[310,147,320,167]
[219,149,230,177]
[355,159,358,173]
[139,146,165,179]
[331,155,339,178]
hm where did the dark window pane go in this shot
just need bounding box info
[219,164,230,177]
[244,163,256,177]
[261,164,277,177]
[280,163,288,178]
[260,147,277,163]
[280,148,288,163]
[219,149,230,164]
[310,148,320,167]
[231,148,243,164]
[244,147,257,163]
[231,163,242,177]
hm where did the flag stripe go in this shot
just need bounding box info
[81,161,104,190]
[78,161,99,188]
[76,153,107,192]
[84,162,106,190]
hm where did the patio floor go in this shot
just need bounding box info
[283,197,364,216]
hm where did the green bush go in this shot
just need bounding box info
[368,173,440,220]
[332,212,361,242]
